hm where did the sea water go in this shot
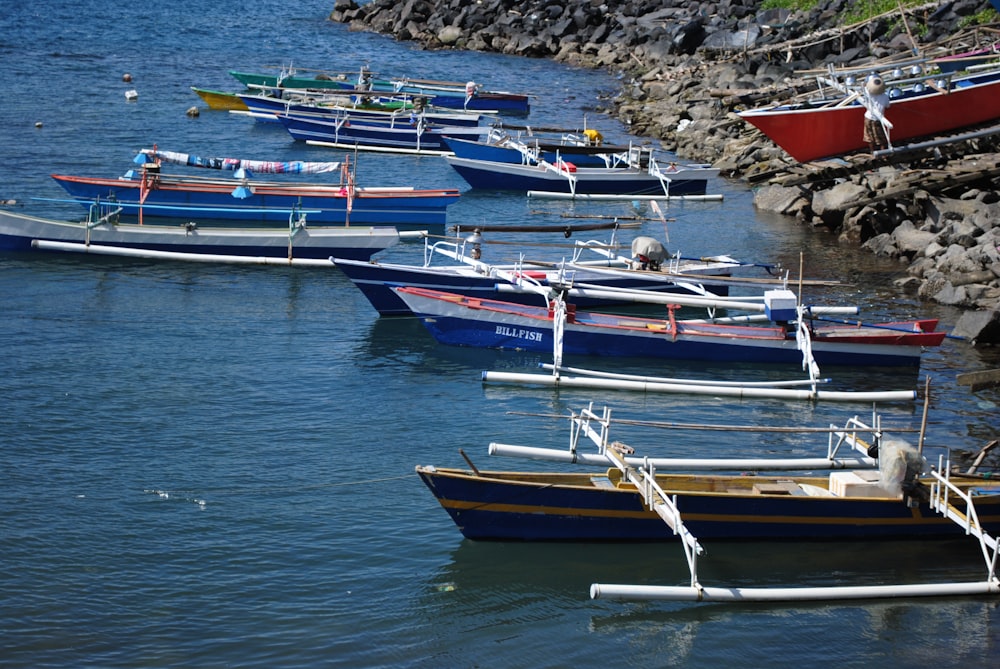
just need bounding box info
[1,1,999,667]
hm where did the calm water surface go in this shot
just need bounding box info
[1,2,999,667]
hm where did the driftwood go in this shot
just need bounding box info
[964,440,998,475]
[957,369,1000,392]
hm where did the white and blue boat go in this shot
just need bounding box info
[236,92,483,127]
[333,234,744,317]
[276,112,487,155]
[443,150,719,197]
[442,128,641,168]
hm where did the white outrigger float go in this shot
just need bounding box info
[471,259,933,402]
[577,402,1000,603]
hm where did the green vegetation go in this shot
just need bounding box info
[759,0,820,10]
[755,0,994,34]
[842,0,928,25]
[959,7,998,28]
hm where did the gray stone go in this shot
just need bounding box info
[951,309,1000,344]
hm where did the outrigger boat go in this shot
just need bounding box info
[393,285,946,367]
[50,149,459,231]
[229,67,531,114]
[443,149,720,198]
[235,92,483,127]
[0,204,400,264]
[276,111,487,155]
[333,232,754,317]
[418,404,1000,602]
[442,126,646,168]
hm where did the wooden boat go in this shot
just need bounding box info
[443,152,719,197]
[229,69,530,114]
[392,286,946,367]
[0,206,399,263]
[428,406,1000,603]
[276,111,487,155]
[191,87,248,111]
[418,465,1000,542]
[418,404,1000,542]
[420,404,1000,602]
[738,65,1000,163]
[50,149,459,231]
[236,93,481,127]
[332,235,745,317]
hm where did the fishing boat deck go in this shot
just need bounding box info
[422,466,927,499]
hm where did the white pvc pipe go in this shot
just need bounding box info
[481,371,917,403]
[538,363,829,387]
[32,240,337,266]
[590,580,1000,602]
[527,191,725,201]
[487,442,875,470]
[305,139,454,156]
[497,283,860,315]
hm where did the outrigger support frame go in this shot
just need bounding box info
[581,396,1000,603]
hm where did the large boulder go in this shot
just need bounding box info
[951,309,1000,344]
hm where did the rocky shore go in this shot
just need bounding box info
[330,0,1000,342]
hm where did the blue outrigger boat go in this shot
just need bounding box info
[393,285,945,368]
[50,149,460,232]
[444,152,719,197]
[333,233,744,317]
[442,128,639,168]
[277,112,487,155]
[229,68,531,114]
[236,93,483,127]
[419,404,1000,603]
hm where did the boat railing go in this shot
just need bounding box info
[514,402,885,472]
[817,62,960,102]
[87,199,123,228]
[930,453,999,582]
[578,404,1000,603]
[794,305,822,387]
[829,414,882,462]
[646,154,673,198]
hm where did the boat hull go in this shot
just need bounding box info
[0,209,397,261]
[238,94,482,127]
[444,156,714,195]
[228,71,530,113]
[51,174,458,231]
[191,87,248,111]
[277,113,485,153]
[739,69,1000,162]
[395,287,940,367]
[443,135,660,168]
[333,257,730,316]
[417,466,1000,542]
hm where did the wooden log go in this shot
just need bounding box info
[956,368,1000,392]
[966,440,998,475]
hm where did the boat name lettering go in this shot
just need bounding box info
[495,325,543,342]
